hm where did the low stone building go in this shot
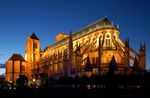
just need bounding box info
[5,54,31,83]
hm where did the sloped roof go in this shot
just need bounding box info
[31,33,39,40]
[8,54,25,61]
[44,17,115,51]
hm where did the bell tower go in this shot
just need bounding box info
[25,33,41,67]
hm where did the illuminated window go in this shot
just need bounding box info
[33,42,37,51]
[106,39,110,46]
[106,34,111,47]
[99,35,103,46]
[108,39,110,45]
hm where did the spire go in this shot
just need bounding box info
[111,22,113,26]
[68,29,73,76]
[125,37,129,47]
[31,32,39,40]
[139,42,146,51]
[117,24,119,29]
[104,12,107,18]
[127,37,129,43]
[140,42,143,51]
[144,42,146,51]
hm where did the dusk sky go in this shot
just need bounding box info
[0,0,150,74]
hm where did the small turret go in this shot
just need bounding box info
[138,42,146,71]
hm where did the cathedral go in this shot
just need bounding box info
[6,17,146,82]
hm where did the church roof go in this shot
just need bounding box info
[45,17,115,51]
[9,54,25,61]
[74,17,113,34]
[31,33,39,40]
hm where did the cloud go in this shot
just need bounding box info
[0,64,5,68]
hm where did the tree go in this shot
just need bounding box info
[16,74,28,89]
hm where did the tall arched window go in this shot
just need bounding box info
[106,34,110,47]
[98,35,103,47]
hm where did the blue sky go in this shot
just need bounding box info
[0,0,150,73]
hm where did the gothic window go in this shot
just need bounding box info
[33,42,37,51]
[106,34,111,47]
[106,39,110,46]
[34,43,37,48]
[98,35,103,45]
[108,39,110,45]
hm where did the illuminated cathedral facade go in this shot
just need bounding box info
[6,18,146,82]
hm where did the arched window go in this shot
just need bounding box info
[99,35,103,46]
[106,34,111,47]
[33,42,37,51]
